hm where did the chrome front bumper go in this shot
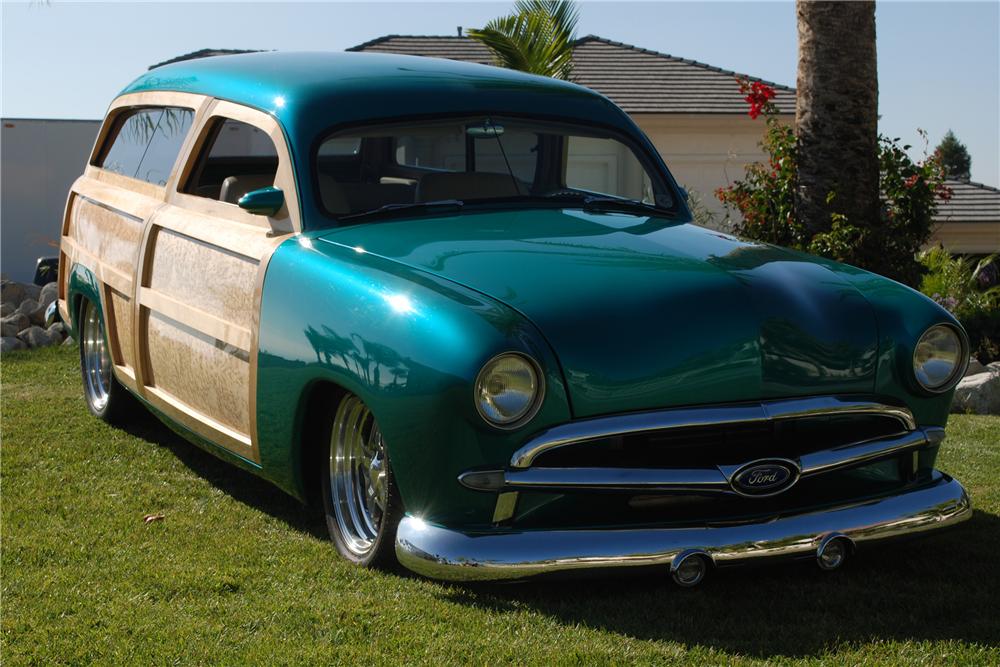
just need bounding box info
[395,474,971,582]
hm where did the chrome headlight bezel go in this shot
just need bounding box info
[474,352,545,430]
[912,324,968,393]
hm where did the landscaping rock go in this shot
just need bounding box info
[1,301,15,318]
[62,336,75,347]
[23,283,41,302]
[951,366,1000,415]
[39,282,58,309]
[966,358,986,376]
[1,312,30,338]
[18,325,61,349]
[1,280,26,307]
[47,322,67,339]
[16,298,46,326]
[1,336,27,353]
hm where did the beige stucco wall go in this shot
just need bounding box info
[633,113,789,228]
[929,223,1000,254]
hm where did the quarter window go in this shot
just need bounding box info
[96,107,194,185]
[184,118,279,204]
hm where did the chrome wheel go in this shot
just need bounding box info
[329,395,390,558]
[81,300,112,412]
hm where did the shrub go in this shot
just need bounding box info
[716,78,952,287]
[919,248,1000,363]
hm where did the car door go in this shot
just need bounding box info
[59,91,207,394]
[132,100,301,464]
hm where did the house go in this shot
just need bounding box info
[930,180,1000,253]
[1,38,995,282]
[349,35,796,223]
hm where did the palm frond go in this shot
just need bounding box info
[468,0,577,80]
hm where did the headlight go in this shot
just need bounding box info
[475,353,543,428]
[913,324,965,392]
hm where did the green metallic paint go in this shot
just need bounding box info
[237,186,285,217]
[254,234,573,523]
[65,263,103,340]
[316,210,882,418]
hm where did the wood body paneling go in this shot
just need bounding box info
[58,91,299,465]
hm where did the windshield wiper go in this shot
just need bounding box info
[338,199,464,223]
[543,192,675,217]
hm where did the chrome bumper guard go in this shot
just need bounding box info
[395,474,971,582]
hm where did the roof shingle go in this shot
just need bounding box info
[935,180,1000,225]
[349,34,796,114]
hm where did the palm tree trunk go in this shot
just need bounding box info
[795,0,879,236]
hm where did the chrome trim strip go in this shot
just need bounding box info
[504,466,731,492]
[510,396,916,469]
[397,474,971,582]
[798,428,936,477]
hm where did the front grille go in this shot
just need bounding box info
[531,413,906,470]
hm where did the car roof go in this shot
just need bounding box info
[121,51,628,142]
[118,51,664,229]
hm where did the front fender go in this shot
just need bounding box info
[255,235,572,525]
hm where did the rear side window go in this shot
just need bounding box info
[184,118,278,203]
[96,107,194,185]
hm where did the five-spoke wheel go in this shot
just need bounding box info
[322,393,401,567]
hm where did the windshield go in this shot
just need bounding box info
[313,117,677,220]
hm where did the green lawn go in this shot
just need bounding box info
[3,347,999,665]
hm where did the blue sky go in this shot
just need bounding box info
[3,1,997,184]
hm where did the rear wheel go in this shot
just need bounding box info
[79,298,136,423]
[321,393,403,568]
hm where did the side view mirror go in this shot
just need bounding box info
[238,186,284,217]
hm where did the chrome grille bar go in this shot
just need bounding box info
[483,396,921,523]
[510,396,916,470]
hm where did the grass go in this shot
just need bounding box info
[2,346,999,665]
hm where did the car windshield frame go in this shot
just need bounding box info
[309,114,684,224]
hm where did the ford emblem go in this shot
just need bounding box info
[731,460,799,497]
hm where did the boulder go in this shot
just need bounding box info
[1,312,30,338]
[1,336,27,353]
[47,322,67,339]
[23,283,41,302]
[0,280,26,307]
[0,301,15,318]
[18,325,61,349]
[39,282,58,309]
[966,358,986,376]
[16,298,46,326]
[951,366,1000,415]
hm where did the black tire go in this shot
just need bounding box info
[320,393,403,568]
[77,298,138,424]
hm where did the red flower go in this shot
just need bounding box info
[739,79,777,119]
[904,174,920,188]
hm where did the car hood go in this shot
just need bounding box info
[317,209,879,418]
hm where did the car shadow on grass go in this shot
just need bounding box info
[116,409,999,657]
[433,511,1000,658]
[118,409,328,541]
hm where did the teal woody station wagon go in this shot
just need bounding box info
[58,51,971,585]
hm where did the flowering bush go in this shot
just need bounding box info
[920,248,1000,362]
[716,78,951,287]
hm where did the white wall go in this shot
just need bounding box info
[1,118,100,282]
[634,113,791,228]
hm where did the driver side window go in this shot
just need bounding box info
[184,118,278,204]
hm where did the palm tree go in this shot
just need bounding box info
[468,0,579,80]
[794,1,879,236]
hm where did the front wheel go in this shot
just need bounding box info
[79,298,136,424]
[321,393,403,568]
